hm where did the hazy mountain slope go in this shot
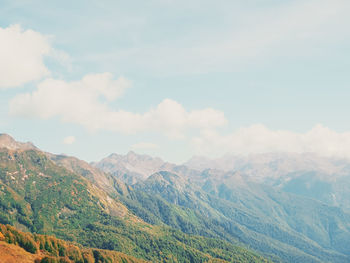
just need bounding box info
[272,171,350,211]
[194,170,350,256]
[129,171,350,263]
[185,153,350,211]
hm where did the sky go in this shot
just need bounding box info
[1,0,350,163]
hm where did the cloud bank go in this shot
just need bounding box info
[192,124,350,159]
[9,73,227,137]
[4,15,350,160]
[87,0,350,75]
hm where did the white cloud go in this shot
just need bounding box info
[140,99,227,138]
[9,73,226,137]
[63,136,76,145]
[131,142,159,150]
[0,24,52,88]
[192,124,350,159]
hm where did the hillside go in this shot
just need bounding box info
[0,134,270,262]
[0,223,144,263]
[129,171,350,262]
[94,152,350,262]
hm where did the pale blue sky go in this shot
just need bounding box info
[1,0,350,163]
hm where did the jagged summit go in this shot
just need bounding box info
[94,150,170,180]
[0,133,36,150]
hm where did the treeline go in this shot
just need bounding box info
[0,224,144,263]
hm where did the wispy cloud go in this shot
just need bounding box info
[84,0,350,75]
[192,124,350,159]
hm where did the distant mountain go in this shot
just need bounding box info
[95,151,350,211]
[96,151,350,184]
[185,152,350,178]
[185,153,350,211]
[92,151,175,184]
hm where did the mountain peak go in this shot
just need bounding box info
[94,151,172,182]
[0,133,36,151]
[126,150,137,156]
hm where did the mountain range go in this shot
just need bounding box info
[94,150,350,211]
[2,133,350,262]
[92,146,350,262]
[0,134,270,262]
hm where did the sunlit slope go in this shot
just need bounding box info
[0,223,145,263]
